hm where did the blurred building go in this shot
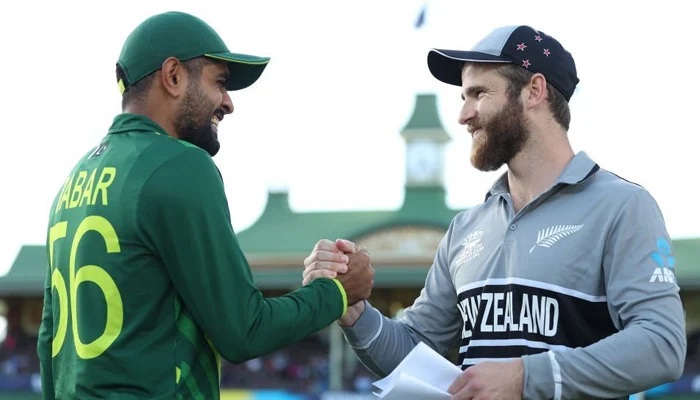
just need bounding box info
[1,93,700,399]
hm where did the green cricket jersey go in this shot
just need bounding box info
[37,113,348,400]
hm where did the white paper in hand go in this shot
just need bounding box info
[372,342,462,400]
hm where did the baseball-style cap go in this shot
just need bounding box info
[427,25,579,101]
[117,11,270,94]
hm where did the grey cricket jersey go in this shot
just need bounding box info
[341,152,686,399]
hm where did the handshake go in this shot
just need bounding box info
[302,238,375,321]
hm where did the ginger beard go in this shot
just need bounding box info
[469,95,530,172]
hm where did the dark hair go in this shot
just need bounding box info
[493,64,571,130]
[116,57,208,110]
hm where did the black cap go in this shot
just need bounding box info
[427,25,579,101]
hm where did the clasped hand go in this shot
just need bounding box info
[303,238,374,306]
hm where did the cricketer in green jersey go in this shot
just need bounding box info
[36,11,375,400]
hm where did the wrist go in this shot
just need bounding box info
[338,300,366,327]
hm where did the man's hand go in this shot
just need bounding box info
[448,359,524,400]
[302,239,349,285]
[335,248,374,305]
[304,239,374,320]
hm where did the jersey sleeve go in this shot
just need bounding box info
[137,147,347,364]
[341,219,462,376]
[522,188,686,399]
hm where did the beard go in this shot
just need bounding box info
[175,82,221,157]
[469,96,529,172]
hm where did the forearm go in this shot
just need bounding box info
[178,269,346,363]
[523,322,686,399]
[232,278,346,362]
[341,301,423,377]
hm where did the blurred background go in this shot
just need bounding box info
[1,0,698,399]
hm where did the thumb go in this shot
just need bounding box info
[335,238,357,253]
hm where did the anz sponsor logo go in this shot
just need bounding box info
[456,291,559,339]
[649,238,676,284]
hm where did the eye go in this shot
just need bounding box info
[218,79,227,88]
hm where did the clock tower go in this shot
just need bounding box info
[401,93,451,187]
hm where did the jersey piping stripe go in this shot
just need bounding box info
[177,313,219,397]
[460,339,572,354]
[179,361,204,399]
[462,357,516,366]
[549,351,563,400]
[205,337,222,384]
[456,277,606,303]
[350,306,384,350]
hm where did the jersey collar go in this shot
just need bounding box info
[108,113,169,136]
[485,151,600,201]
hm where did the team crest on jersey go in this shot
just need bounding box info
[455,230,485,267]
[529,224,584,254]
[88,141,108,159]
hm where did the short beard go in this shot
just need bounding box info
[470,96,529,171]
[175,82,220,157]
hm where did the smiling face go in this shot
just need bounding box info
[174,59,234,157]
[458,64,530,172]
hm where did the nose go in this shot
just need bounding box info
[458,99,477,126]
[222,91,234,115]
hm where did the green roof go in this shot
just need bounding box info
[1,245,46,295]
[236,187,457,254]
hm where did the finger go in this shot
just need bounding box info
[303,270,337,286]
[314,239,341,253]
[450,383,477,400]
[335,238,357,253]
[308,260,348,274]
[304,249,348,268]
[448,369,472,395]
[305,250,349,266]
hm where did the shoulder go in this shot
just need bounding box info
[146,139,219,181]
[139,142,224,206]
[442,203,491,247]
[586,167,661,212]
[588,167,646,198]
[584,168,667,234]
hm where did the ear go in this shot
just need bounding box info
[524,73,548,110]
[159,57,187,99]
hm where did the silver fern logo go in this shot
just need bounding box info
[529,224,584,254]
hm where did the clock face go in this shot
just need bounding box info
[407,141,440,182]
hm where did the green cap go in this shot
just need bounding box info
[117,11,270,94]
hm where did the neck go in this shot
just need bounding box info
[124,103,178,139]
[506,125,574,212]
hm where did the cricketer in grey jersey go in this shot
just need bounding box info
[340,151,686,399]
[329,25,686,400]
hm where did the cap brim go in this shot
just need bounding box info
[428,49,511,86]
[205,52,270,91]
